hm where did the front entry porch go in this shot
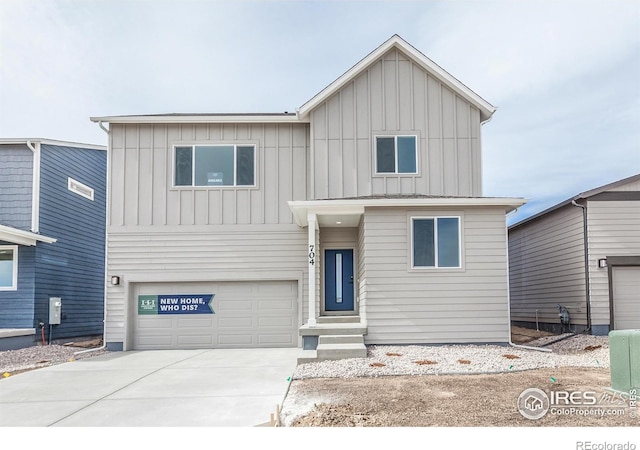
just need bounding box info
[298,315,367,363]
[290,204,367,363]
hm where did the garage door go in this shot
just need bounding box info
[133,280,298,350]
[612,267,640,330]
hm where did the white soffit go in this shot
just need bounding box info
[288,197,527,227]
[0,224,57,246]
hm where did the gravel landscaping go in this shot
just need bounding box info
[293,333,609,379]
[0,341,109,375]
[282,333,628,427]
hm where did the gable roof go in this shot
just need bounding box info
[91,35,495,125]
[296,34,496,121]
[509,173,640,230]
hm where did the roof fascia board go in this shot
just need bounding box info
[509,173,640,230]
[0,225,56,246]
[89,115,307,124]
[297,35,495,120]
[289,197,526,227]
[579,173,640,198]
[0,138,106,151]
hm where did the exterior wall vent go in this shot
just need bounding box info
[67,177,95,201]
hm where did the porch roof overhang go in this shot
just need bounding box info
[288,196,527,227]
[0,224,57,246]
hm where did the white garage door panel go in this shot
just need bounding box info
[133,280,298,350]
[178,335,214,345]
[613,267,640,330]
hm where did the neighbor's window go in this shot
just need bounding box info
[412,217,460,268]
[174,145,255,187]
[0,246,18,290]
[375,136,417,174]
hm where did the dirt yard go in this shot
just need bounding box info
[285,367,637,427]
[283,328,635,427]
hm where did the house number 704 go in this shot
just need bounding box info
[309,245,315,265]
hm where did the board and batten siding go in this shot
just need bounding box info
[609,179,640,192]
[109,123,309,227]
[309,48,483,200]
[508,205,588,326]
[0,144,33,231]
[106,123,311,347]
[360,207,510,344]
[586,199,640,327]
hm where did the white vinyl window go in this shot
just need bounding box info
[0,245,18,291]
[375,135,417,174]
[68,177,95,201]
[174,145,256,187]
[411,217,461,268]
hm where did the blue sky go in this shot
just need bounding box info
[1,0,639,224]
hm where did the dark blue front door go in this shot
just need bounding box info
[324,249,354,312]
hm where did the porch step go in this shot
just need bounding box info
[299,322,367,336]
[318,334,364,345]
[316,343,368,360]
[297,349,319,364]
[317,315,361,324]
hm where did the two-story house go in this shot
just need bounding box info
[0,139,107,350]
[91,35,525,360]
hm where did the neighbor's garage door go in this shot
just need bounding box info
[612,267,640,330]
[133,280,298,350]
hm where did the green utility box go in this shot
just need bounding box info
[609,330,640,393]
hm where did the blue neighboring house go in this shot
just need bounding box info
[0,138,106,350]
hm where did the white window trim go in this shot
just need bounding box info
[0,245,18,291]
[374,135,419,175]
[172,144,258,188]
[67,177,95,201]
[410,216,462,269]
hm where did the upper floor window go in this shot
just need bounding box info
[0,246,18,291]
[174,145,256,187]
[375,136,417,174]
[412,217,461,268]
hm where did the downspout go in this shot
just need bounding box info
[75,121,110,357]
[25,140,41,233]
[505,207,551,352]
[571,199,592,333]
[527,201,594,349]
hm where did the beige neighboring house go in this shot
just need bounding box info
[509,174,640,336]
[90,35,525,361]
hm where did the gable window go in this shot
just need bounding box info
[375,136,417,174]
[0,246,18,291]
[412,217,461,268]
[174,145,255,187]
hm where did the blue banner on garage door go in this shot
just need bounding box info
[138,294,215,315]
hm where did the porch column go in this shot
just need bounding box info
[307,212,317,326]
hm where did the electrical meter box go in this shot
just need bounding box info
[49,297,62,325]
[609,330,640,393]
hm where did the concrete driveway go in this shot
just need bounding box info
[0,348,301,427]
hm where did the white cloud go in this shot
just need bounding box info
[0,0,638,221]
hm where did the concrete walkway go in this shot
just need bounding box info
[0,348,301,427]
